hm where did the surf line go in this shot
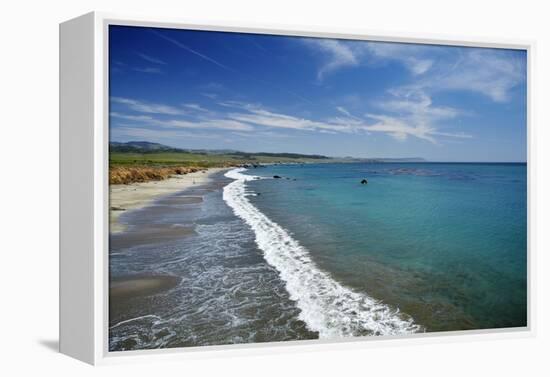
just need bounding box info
[223,168,420,338]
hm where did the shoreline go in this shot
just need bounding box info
[223,168,420,337]
[109,167,228,233]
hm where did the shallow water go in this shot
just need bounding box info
[246,163,527,331]
[109,173,315,351]
[109,162,527,351]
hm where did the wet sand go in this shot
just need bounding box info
[109,274,181,328]
[110,224,196,250]
[109,168,228,233]
[108,168,318,347]
[109,168,228,306]
[110,274,181,300]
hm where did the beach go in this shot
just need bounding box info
[109,167,228,233]
[109,167,231,334]
[109,166,319,350]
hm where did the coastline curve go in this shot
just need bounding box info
[223,168,420,338]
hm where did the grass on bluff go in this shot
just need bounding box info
[110,152,237,168]
[110,151,328,168]
[109,151,329,184]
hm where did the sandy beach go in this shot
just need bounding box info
[110,274,181,300]
[109,167,228,233]
[109,167,229,323]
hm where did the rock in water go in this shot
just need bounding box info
[361,179,368,184]
[273,175,282,179]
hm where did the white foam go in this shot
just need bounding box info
[223,168,420,338]
[109,314,162,330]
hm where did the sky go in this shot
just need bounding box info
[109,25,527,162]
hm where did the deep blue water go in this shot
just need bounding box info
[245,162,527,331]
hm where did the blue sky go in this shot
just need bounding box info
[109,25,527,162]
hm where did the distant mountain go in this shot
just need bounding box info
[109,141,330,159]
[109,141,425,162]
[109,141,183,153]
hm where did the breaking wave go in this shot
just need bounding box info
[223,168,420,338]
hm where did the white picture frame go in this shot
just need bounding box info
[59,11,535,365]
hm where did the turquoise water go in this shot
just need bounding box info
[109,163,527,350]
[245,163,527,331]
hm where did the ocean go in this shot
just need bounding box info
[109,162,527,350]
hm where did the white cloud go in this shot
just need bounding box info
[183,103,208,112]
[137,53,166,65]
[365,42,433,75]
[305,39,359,80]
[111,126,221,141]
[111,94,470,144]
[228,106,353,132]
[378,91,460,119]
[133,67,162,74]
[152,31,236,73]
[326,116,364,127]
[111,97,185,115]
[155,118,254,131]
[364,90,470,143]
[219,100,466,144]
[305,40,524,103]
[216,99,468,143]
[429,49,525,102]
[231,130,291,138]
[304,39,434,80]
[364,113,438,143]
[201,92,218,99]
[111,97,253,132]
[110,112,154,121]
[336,106,352,117]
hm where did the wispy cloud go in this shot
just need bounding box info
[364,114,435,142]
[154,33,313,106]
[424,49,525,102]
[305,40,524,104]
[152,31,236,73]
[183,103,208,112]
[201,92,218,99]
[110,112,154,121]
[229,106,353,132]
[304,39,434,80]
[111,97,254,132]
[364,90,470,143]
[377,91,459,119]
[154,118,254,131]
[111,97,185,115]
[304,39,359,80]
[372,48,525,103]
[111,95,470,144]
[231,130,291,138]
[133,67,162,74]
[224,98,470,143]
[365,42,433,75]
[111,126,221,141]
[336,106,363,122]
[137,53,166,65]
